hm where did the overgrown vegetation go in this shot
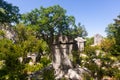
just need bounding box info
[0,0,120,79]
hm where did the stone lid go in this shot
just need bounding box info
[74,37,86,42]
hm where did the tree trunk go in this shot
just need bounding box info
[52,35,83,80]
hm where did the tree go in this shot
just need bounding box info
[0,24,48,80]
[100,38,115,52]
[81,15,120,79]
[22,5,75,44]
[105,15,120,55]
[14,24,48,57]
[0,38,26,80]
[105,24,116,38]
[21,5,87,45]
[70,23,88,38]
[85,37,94,46]
[21,5,88,79]
[0,0,20,25]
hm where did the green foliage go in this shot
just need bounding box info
[84,46,99,57]
[70,23,88,38]
[82,39,120,79]
[105,24,116,38]
[0,0,21,24]
[1,2,120,79]
[30,68,55,80]
[0,24,49,79]
[85,37,94,46]
[72,51,81,66]
[0,39,13,59]
[100,38,115,52]
[105,15,120,67]
[0,8,5,14]
[0,55,26,80]
[101,20,120,78]
[40,56,51,67]
[105,15,120,55]
[98,36,120,79]
[24,63,43,74]
[0,38,26,80]
[23,56,51,74]
[42,68,55,80]
[14,24,48,56]
[83,46,103,79]
[0,30,5,37]
[21,5,87,46]
[22,5,74,35]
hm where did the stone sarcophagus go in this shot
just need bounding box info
[51,35,86,79]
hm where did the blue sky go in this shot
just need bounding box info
[5,0,120,37]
